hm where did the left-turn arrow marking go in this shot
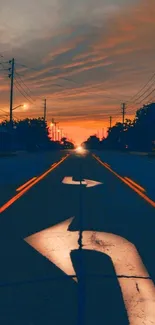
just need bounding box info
[24,218,79,281]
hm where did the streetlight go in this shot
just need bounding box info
[12,104,23,111]
[10,103,28,125]
[12,103,27,111]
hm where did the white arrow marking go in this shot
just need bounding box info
[24,218,155,324]
[62,176,102,187]
[25,218,79,281]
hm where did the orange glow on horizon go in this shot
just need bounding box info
[0,113,135,143]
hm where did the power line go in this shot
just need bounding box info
[0,109,18,121]
[137,87,155,104]
[14,76,35,102]
[14,81,34,104]
[127,71,155,103]
[127,103,140,113]
[15,69,36,98]
[14,77,35,104]
[15,61,39,71]
[128,79,155,106]
[0,56,9,76]
[0,108,8,114]
[15,69,46,101]
[128,89,155,109]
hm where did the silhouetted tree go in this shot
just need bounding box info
[102,103,155,152]
[84,135,100,149]
[132,103,155,151]
[0,118,55,151]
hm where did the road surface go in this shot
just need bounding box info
[0,149,155,325]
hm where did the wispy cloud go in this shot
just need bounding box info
[1,0,155,142]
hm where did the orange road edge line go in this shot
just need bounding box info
[0,155,69,214]
[16,177,37,192]
[104,162,111,167]
[51,163,56,167]
[92,154,155,208]
[124,177,145,193]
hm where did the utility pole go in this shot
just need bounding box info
[122,103,126,125]
[54,122,58,141]
[51,118,54,140]
[60,128,63,140]
[8,58,15,124]
[110,116,112,128]
[43,98,47,121]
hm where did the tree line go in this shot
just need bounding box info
[0,118,74,151]
[83,103,155,152]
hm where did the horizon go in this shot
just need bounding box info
[1,0,155,143]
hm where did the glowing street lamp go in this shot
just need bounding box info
[23,103,28,110]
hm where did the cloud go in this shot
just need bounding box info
[1,0,155,142]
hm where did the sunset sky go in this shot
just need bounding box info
[0,0,155,144]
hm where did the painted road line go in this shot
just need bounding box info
[92,154,155,208]
[16,177,37,192]
[124,177,146,193]
[25,216,155,325]
[104,162,111,168]
[51,162,57,167]
[0,155,69,214]
[25,217,78,282]
[62,176,102,187]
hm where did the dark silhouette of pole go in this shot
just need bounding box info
[54,122,58,141]
[51,118,54,140]
[52,124,54,141]
[60,128,63,140]
[110,116,112,128]
[43,99,47,121]
[9,58,15,124]
[122,103,126,125]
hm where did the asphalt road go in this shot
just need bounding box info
[0,149,155,325]
[94,150,155,201]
